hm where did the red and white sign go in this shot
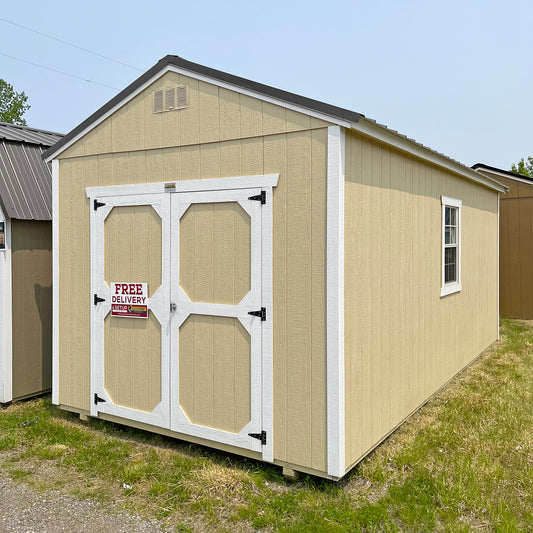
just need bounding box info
[110,282,148,319]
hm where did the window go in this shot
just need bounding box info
[441,196,461,297]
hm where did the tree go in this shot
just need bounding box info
[511,156,533,178]
[0,79,30,125]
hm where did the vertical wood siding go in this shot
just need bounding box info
[11,220,52,400]
[57,73,329,473]
[477,173,533,319]
[344,132,499,470]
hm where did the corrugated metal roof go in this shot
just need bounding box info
[0,122,63,146]
[0,123,63,221]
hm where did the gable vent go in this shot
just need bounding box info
[153,86,188,114]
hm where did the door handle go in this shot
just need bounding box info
[170,302,177,313]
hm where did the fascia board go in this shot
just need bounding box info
[350,118,509,194]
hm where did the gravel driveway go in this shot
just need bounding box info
[0,477,174,533]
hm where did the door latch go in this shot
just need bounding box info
[170,302,177,313]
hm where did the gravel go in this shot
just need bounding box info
[0,477,174,533]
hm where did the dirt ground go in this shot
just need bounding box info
[0,476,174,533]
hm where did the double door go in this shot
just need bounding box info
[89,184,269,455]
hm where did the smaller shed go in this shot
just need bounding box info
[0,122,63,402]
[473,163,531,318]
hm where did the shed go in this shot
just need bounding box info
[0,122,63,402]
[44,56,506,479]
[473,163,530,318]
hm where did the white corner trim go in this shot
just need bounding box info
[52,160,60,405]
[351,119,508,194]
[0,210,12,403]
[326,125,345,478]
[86,174,280,199]
[497,193,500,340]
[440,196,462,298]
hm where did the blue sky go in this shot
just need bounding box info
[2,0,531,170]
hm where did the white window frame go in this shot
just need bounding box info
[440,196,462,297]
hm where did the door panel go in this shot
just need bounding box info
[179,201,251,305]
[89,185,267,454]
[178,314,251,434]
[170,188,263,452]
[90,194,170,428]
[104,313,161,413]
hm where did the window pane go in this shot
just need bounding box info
[444,247,457,283]
[445,206,451,225]
[445,226,456,245]
[449,207,456,225]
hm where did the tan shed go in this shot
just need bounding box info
[0,122,63,403]
[44,56,506,479]
[473,164,530,318]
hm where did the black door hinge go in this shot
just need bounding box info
[94,393,106,405]
[94,199,106,211]
[248,191,266,204]
[248,431,267,445]
[248,307,266,321]
[94,294,106,306]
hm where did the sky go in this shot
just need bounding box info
[1,0,532,170]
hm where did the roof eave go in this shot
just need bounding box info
[349,118,509,194]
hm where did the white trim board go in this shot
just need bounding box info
[0,211,13,403]
[326,125,345,478]
[440,196,462,298]
[86,173,276,461]
[86,174,279,199]
[52,160,60,405]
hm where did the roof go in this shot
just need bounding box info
[0,122,63,146]
[43,55,507,194]
[472,163,531,186]
[0,123,64,220]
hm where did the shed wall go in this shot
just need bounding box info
[476,172,533,319]
[56,73,330,473]
[11,220,52,400]
[344,132,499,471]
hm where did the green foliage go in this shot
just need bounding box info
[511,156,533,177]
[0,79,30,125]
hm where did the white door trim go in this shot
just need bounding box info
[169,187,263,454]
[89,193,172,428]
[86,173,275,461]
[86,174,279,200]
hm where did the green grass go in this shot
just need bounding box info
[1,318,532,531]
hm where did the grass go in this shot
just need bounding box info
[1,318,532,531]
